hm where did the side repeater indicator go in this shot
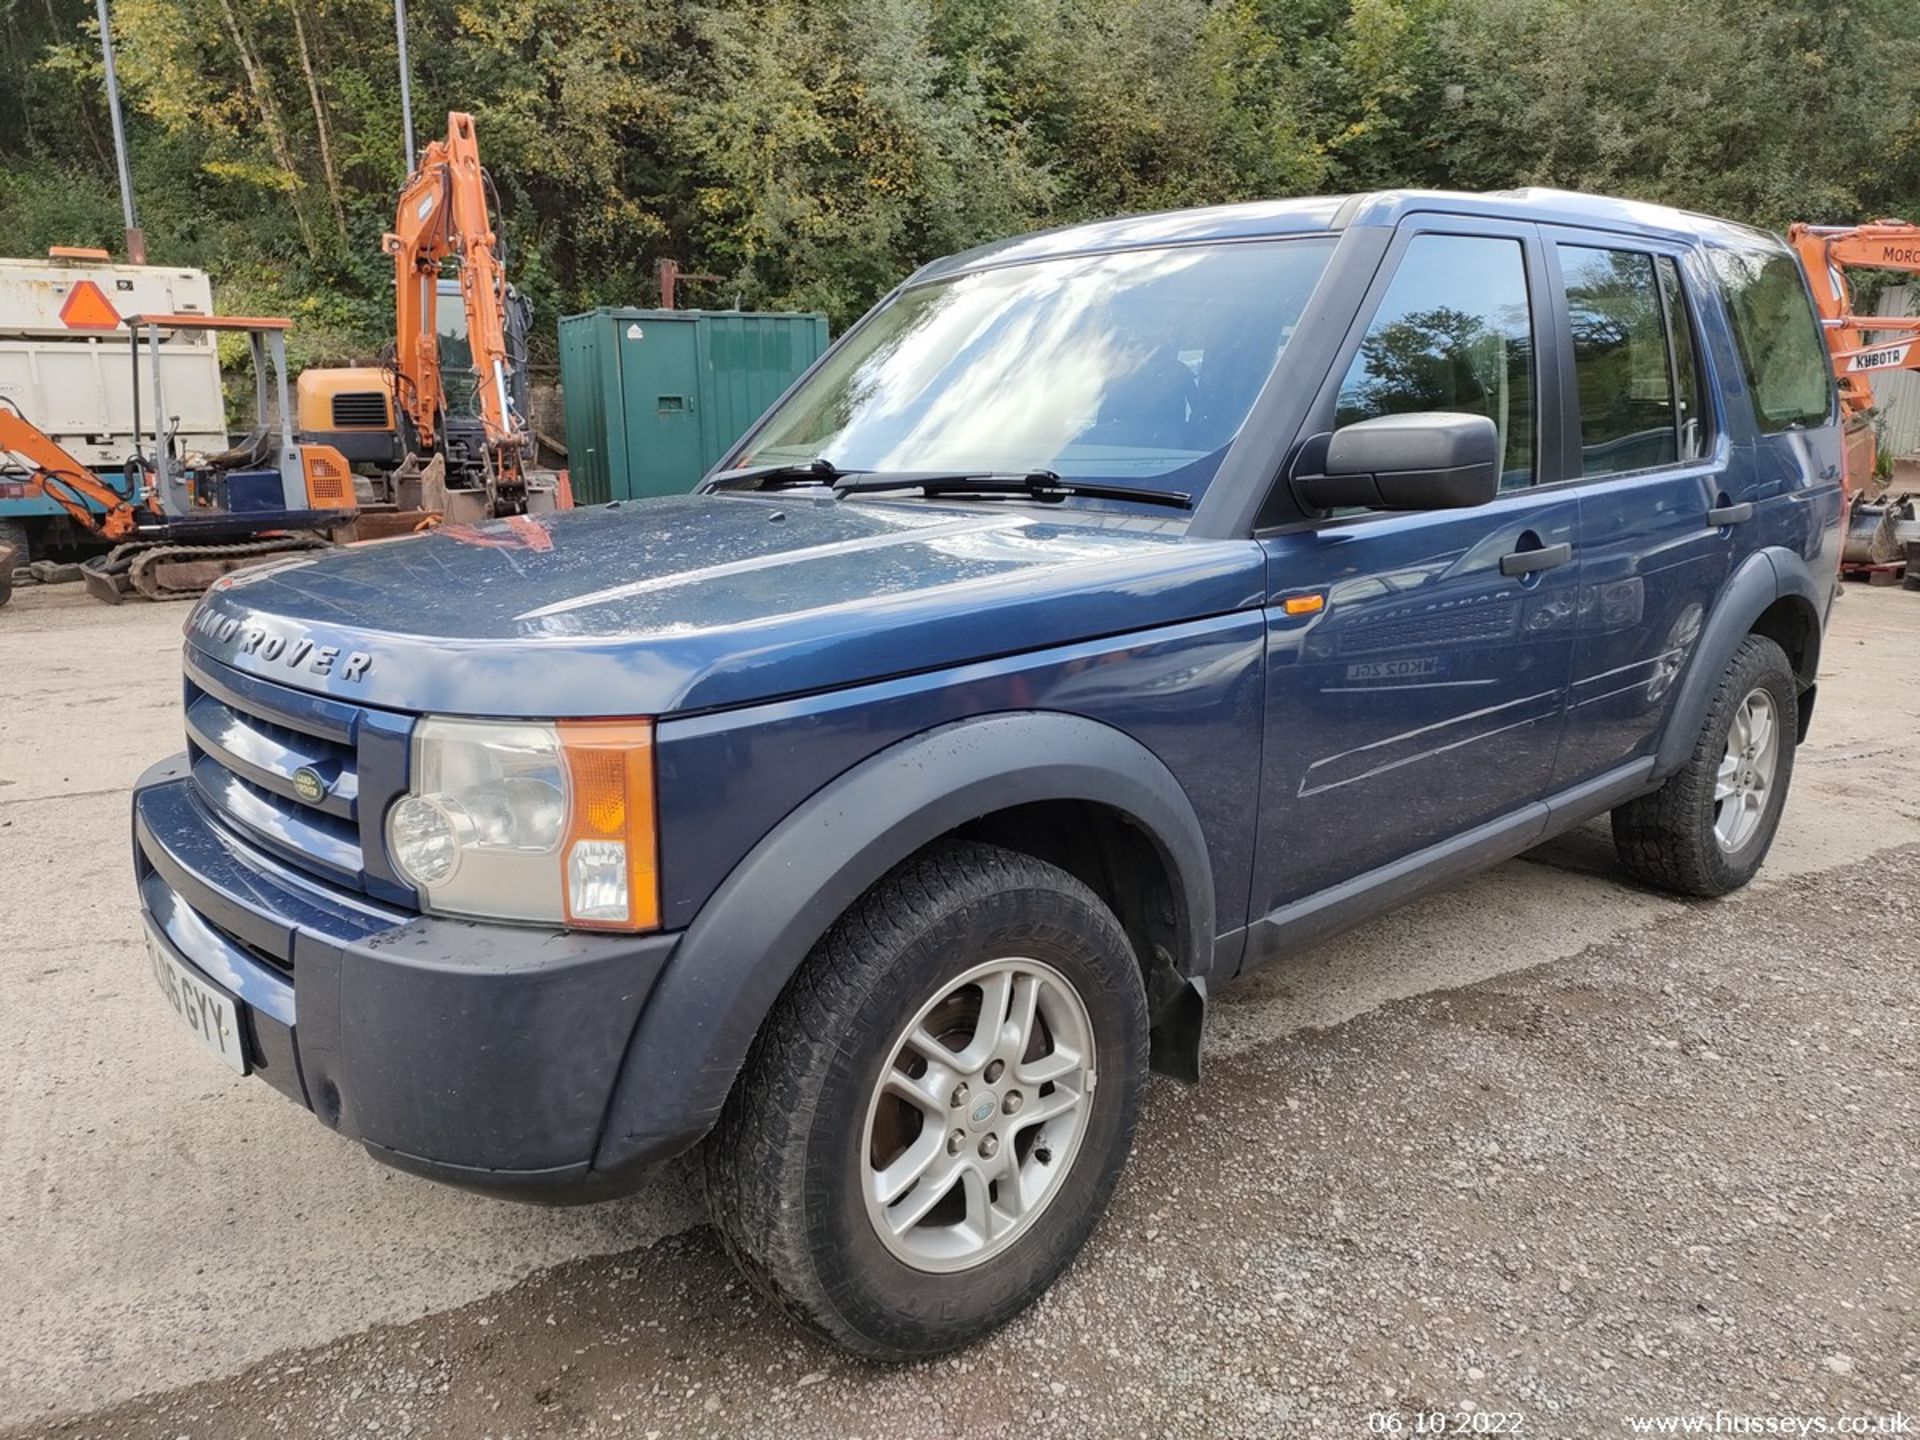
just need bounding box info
[1282,592,1326,616]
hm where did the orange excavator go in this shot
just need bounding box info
[0,403,141,542]
[1788,221,1920,487]
[0,314,356,604]
[1788,220,1920,577]
[298,112,565,528]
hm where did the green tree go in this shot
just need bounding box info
[2,0,1916,357]
[675,0,1050,318]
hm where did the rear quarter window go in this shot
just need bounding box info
[1707,244,1834,433]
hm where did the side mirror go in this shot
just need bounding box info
[1291,412,1500,512]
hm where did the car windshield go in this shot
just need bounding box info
[734,238,1338,504]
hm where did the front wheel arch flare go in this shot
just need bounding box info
[592,711,1214,1175]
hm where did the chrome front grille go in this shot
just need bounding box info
[181,652,414,900]
[185,684,359,820]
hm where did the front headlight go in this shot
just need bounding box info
[386,716,659,931]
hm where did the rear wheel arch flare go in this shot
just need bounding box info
[1748,592,1820,687]
[1653,547,1824,778]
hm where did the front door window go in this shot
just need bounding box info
[1335,234,1537,490]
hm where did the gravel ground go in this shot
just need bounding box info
[3,582,1918,1438]
[11,839,1919,1439]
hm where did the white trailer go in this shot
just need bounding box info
[0,251,227,469]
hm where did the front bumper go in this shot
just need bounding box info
[133,755,679,1200]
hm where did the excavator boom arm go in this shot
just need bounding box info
[1788,221,1920,421]
[0,406,139,540]
[386,158,447,454]
[381,112,530,483]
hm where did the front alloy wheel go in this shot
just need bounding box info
[863,957,1095,1272]
[704,840,1148,1358]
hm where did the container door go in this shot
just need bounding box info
[691,314,832,476]
[555,313,612,506]
[617,317,702,498]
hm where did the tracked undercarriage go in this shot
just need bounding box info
[80,533,336,603]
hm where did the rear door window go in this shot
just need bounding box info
[1658,256,1709,461]
[1708,244,1834,433]
[1560,246,1678,475]
[1558,245,1715,475]
[1335,233,1536,491]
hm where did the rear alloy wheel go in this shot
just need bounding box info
[1612,633,1798,897]
[704,840,1148,1358]
[1711,687,1779,853]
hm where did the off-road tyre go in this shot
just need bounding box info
[0,518,27,599]
[703,839,1149,1359]
[1611,634,1798,897]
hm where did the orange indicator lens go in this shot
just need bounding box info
[557,720,658,931]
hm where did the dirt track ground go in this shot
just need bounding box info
[2,580,1917,1438]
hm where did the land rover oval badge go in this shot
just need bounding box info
[292,766,329,804]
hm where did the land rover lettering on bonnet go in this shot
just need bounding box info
[129,188,1842,1359]
[185,606,372,682]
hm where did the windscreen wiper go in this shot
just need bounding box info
[709,460,1191,511]
[832,469,1193,511]
[704,457,865,491]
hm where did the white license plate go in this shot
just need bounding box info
[147,933,248,1075]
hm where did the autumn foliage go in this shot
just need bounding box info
[3,0,1916,365]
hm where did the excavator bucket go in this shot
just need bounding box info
[80,555,129,604]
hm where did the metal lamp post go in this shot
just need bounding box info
[94,0,145,264]
[395,0,417,174]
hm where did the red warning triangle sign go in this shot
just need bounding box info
[58,279,121,331]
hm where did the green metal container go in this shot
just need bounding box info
[557,308,830,504]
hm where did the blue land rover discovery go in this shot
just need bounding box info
[133,188,1843,1357]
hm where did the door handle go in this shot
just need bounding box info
[1706,501,1753,527]
[1500,541,1573,577]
